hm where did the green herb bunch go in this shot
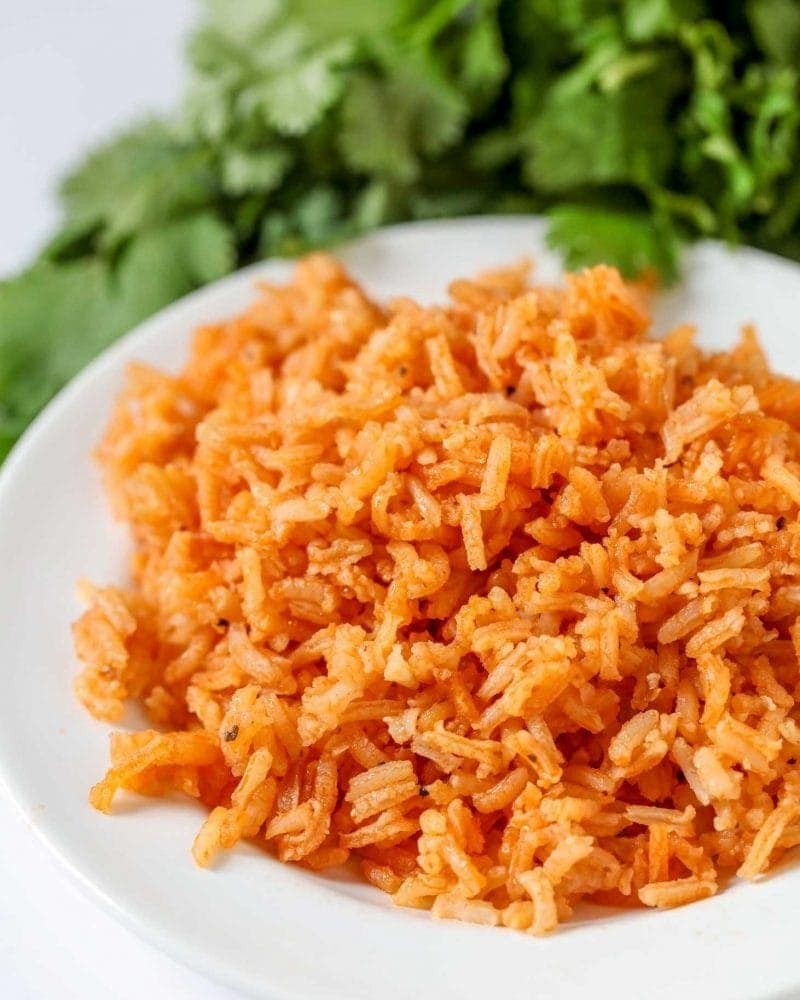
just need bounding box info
[3,0,800,460]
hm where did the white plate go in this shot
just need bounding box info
[1,216,800,1000]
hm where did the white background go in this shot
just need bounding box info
[1,3,239,997]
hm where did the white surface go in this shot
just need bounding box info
[0,3,240,998]
[2,216,800,1000]
[0,0,192,275]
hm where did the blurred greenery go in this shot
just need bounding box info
[5,0,800,458]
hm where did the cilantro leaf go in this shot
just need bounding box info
[623,0,704,42]
[220,145,293,196]
[0,258,118,454]
[523,67,681,192]
[240,36,355,137]
[113,213,236,321]
[338,49,468,184]
[450,8,509,111]
[547,203,680,280]
[57,121,219,250]
[747,0,800,66]
[0,213,234,459]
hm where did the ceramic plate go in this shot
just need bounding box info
[1,217,799,1000]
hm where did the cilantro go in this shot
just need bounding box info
[56,121,220,252]
[747,0,800,65]
[0,214,234,455]
[220,146,292,197]
[547,204,680,281]
[6,0,800,460]
[523,73,680,192]
[338,59,468,184]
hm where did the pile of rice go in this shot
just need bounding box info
[75,254,800,934]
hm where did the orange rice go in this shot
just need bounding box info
[74,254,800,933]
